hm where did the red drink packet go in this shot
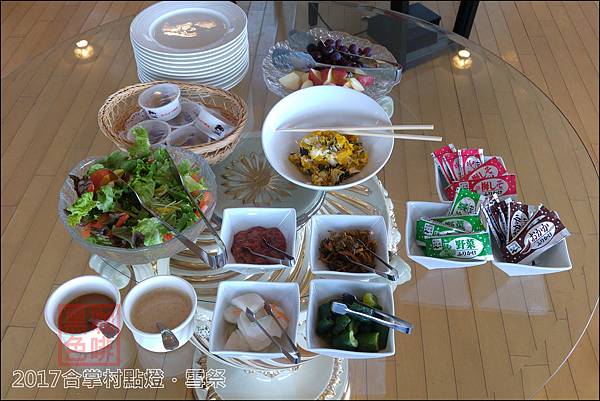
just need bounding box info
[442,151,461,182]
[444,174,517,200]
[431,144,456,183]
[466,157,507,181]
[458,148,484,177]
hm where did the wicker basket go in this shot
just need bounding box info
[98,81,247,165]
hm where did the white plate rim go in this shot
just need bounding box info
[130,1,248,55]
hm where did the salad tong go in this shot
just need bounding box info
[111,173,209,263]
[242,239,295,267]
[163,150,228,270]
[341,293,413,334]
[331,301,413,335]
[245,307,301,364]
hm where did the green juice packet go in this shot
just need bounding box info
[430,214,485,233]
[449,188,482,216]
[424,231,493,260]
[415,218,463,246]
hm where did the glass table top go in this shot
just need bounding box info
[1,2,597,399]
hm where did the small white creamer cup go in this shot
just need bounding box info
[44,275,122,353]
[127,119,171,145]
[122,275,197,353]
[138,83,182,121]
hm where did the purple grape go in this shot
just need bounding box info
[323,46,334,55]
[338,45,348,53]
[324,38,334,47]
[310,51,323,62]
[348,44,358,54]
[335,39,343,49]
[332,52,342,62]
[363,47,372,57]
[307,43,317,53]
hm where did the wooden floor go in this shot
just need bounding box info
[1,1,598,400]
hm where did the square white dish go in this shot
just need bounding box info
[435,155,506,202]
[220,207,297,273]
[306,279,395,359]
[309,214,388,280]
[209,281,300,360]
[405,201,489,269]
[491,238,572,276]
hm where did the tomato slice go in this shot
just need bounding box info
[89,213,111,229]
[199,191,212,212]
[81,226,91,239]
[163,233,174,241]
[115,213,129,228]
[90,169,117,189]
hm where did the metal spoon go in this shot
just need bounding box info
[331,302,412,334]
[244,308,300,364]
[156,322,179,350]
[89,318,120,339]
[341,293,413,334]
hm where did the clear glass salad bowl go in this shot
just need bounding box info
[262,27,402,100]
[58,146,217,266]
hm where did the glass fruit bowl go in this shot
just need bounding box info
[58,146,217,266]
[262,27,401,100]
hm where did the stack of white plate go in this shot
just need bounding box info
[130,1,249,90]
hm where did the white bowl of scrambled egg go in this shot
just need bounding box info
[262,85,394,191]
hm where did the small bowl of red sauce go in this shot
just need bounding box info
[44,275,122,353]
[220,208,297,272]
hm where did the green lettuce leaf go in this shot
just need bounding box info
[67,192,97,227]
[96,185,123,212]
[132,217,168,246]
[85,234,113,246]
[101,150,129,170]
[88,163,105,174]
[129,127,151,158]
[183,174,207,193]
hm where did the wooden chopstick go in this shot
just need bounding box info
[338,131,442,141]
[278,124,435,132]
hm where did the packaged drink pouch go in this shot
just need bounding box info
[448,188,482,216]
[424,232,493,260]
[481,194,508,246]
[466,157,507,181]
[458,148,484,177]
[501,206,570,265]
[415,218,463,246]
[442,151,462,182]
[430,214,485,233]
[507,202,530,241]
[444,175,517,200]
[431,144,456,183]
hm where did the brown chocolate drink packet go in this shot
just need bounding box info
[501,206,570,264]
